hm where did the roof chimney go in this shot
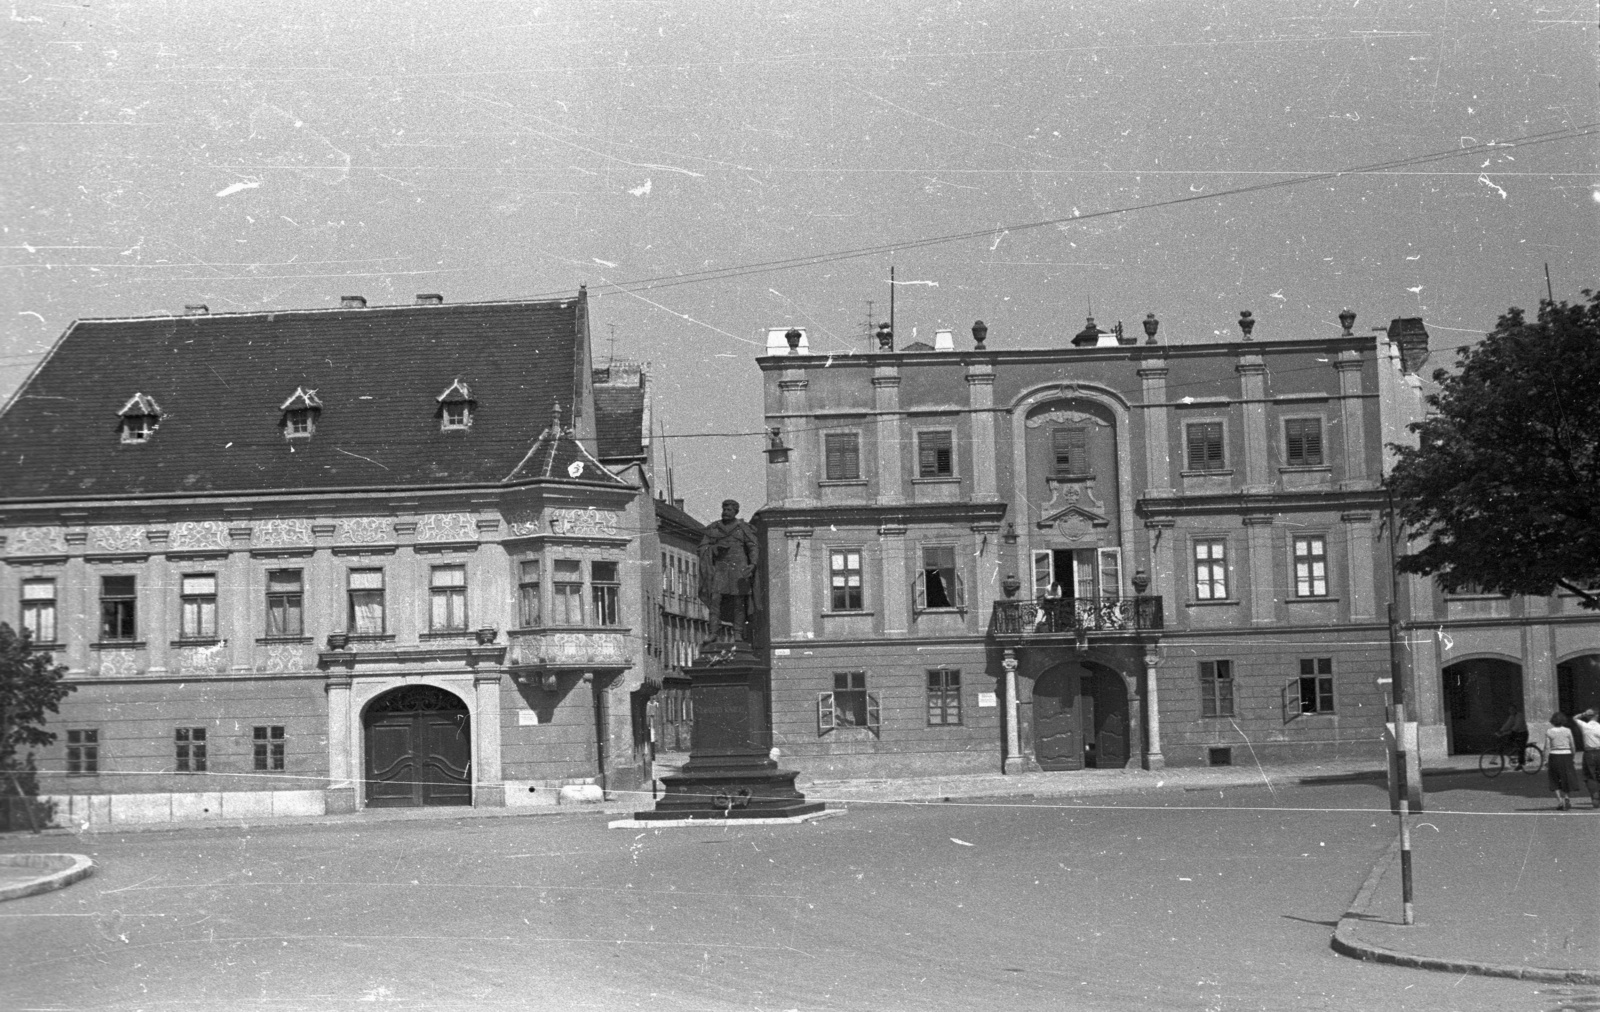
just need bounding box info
[1387,317,1431,375]
[672,498,684,510]
[415,293,443,306]
[184,304,209,316]
[340,295,367,309]
[933,329,954,351]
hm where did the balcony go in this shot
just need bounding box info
[506,628,631,669]
[990,596,1164,638]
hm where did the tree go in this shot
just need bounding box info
[1388,289,1600,608]
[0,622,74,813]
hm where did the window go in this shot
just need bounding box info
[1186,422,1226,471]
[286,409,314,437]
[518,560,541,627]
[916,545,964,610]
[829,550,863,611]
[100,575,136,641]
[348,569,385,635]
[927,668,962,726]
[21,578,56,644]
[121,414,158,444]
[591,561,621,626]
[824,433,861,481]
[253,726,285,771]
[1286,658,1336,718]
[66,729,98,775]
[817,671,880,734]
[1052,427,1089,476]
[179,574,218,640]
[1200,660,1235,717]
[917,430,953,477]
[1193,540,1228,600]
[437,378,474,431]
[1284,417,1324,467]
[1293,536,1328,597]
[553,559,584,625]
[443,402,470,428]
[266,570,303,637]
[280,386,322,440]
[429,565,467,631]
[175,727,207,772]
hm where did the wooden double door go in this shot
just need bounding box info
[364,686,472,808]
[1033,664,1129,771]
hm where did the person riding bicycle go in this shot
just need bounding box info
[1496,707,1529,768]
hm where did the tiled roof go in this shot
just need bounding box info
[593,383,645,460]
[0,297,592,499]
[503,408,628,486]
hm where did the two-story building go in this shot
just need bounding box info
[754,311,1600,780]
[0,290,666,825]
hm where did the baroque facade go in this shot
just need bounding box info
[753,313,1600,780]
[0,291,665,825]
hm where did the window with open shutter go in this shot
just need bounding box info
[824,433,861,481]
[952,569,966,610]
[1282,677,1303,723]
[1186,422,1225,471]
[817,692,836,734]
[1033,550,1054,598]
[920,545,957,609]
[1097,548,1122,600]
[866,692,882,735]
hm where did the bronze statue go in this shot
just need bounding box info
[697,499,760,643]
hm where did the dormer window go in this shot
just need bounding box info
[436,378,474,432]
[279,387,322,440]
[118,392,164,444]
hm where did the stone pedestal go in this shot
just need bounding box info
[636,648,822,821]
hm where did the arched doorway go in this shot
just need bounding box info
[1558,654,1600,717]
[1442,658,1523,755]
[1033,662,1129,771]
[363,685,472,808]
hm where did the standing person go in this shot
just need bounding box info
[1573,708,1600,809]
[1544,712,1578,811]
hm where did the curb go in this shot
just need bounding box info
[0,853,94,902]
[1331,837,1600,984]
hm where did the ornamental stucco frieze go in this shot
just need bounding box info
[508,631,628,667]
[176,641,229,675]
[253,518,313,548]
[90,525,146,553]
[5,527,68,557]
[1025,408,1106,428]
[338,517,391,544]
[548,508,619,537]
[260,643,309,674]
[94,649,140,678]
[415,513,477,543]
[169,521,230,551]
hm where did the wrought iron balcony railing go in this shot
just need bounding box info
[989,596,1164,637]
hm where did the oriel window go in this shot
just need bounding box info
[518,560,541,627]
[552,559,584,625]
[591,561,621,626]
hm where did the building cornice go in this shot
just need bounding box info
[752,500,1009,529]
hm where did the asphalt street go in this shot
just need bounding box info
[2,775,1596,1012]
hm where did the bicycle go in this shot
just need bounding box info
[1479,738,1544,778]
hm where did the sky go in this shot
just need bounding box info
[3,1,1595,517]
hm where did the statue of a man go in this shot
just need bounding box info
[697,499,760,643]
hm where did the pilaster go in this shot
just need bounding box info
[473,671,505,806]
[1336,352,1368,486]
[872,368,904,505]
[1003,650,1022,774]
[1342,512,1376,621]
[966,363,998,502]
[1145,519,1178,622]
[786,529,814,641]
[878,521,908,637]
[1138,363,1172,496]
[1143,650,1164,769]
[1243,515,1276,624]
[1237,357,1269,492]
[324,674,358,813]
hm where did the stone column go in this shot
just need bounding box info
[786,529,814,640]
[1138,362,1172,496]
[1143,649,1165,769]
[324,675,358,813]
[1336,352,1368,487]
[1237,356,1269,492]
[878,522,908,637]
[873,367,904,505]
[1003,649,1022,774]
[1342,512,1376,621]
[1244,515,1276,624]
[966,364,999,502]
[473,671,505,807]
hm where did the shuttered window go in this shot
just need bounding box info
[1285,417,1324,466]
[915,545,965,611]
[824,433,861,481]
[1186,422,1226,471]
[819,672,881,736]
[917,430,953,477]
[1052,427,1089,475]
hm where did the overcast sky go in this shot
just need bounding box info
[3,1,1595,516]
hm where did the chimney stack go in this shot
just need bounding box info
[183,304,209,316]
[415,293,443,306]
[340,295,367,309]
[1387,317,1431,375]
[933,329,954,351]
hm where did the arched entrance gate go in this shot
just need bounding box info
[1033,661,1130,770]
[363,685,472,807]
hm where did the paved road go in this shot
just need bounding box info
[1,775,1594,1011]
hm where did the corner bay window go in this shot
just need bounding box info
[824,433,861,481]
[591,561,620,626]
[1193,540,1228,600]
[348,569,385,635]
[829,550,863,611]
[1285,658,1335,718]
[818,672,880,735]
[430,565,467,631]
[1294,536,1328,597]
[22,578,57,644]
[179,574,218,640]
[1200,660,1235,717]
[266,570,304,637]
[100,575,136,641]
[916,546,964,610]
[553,559,584,625]
[518,560,541,627]
[927,668,962,726]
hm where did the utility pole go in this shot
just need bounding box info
[888,265,896,343]
[1386,482,1417,925]
[1545,262,1555,304]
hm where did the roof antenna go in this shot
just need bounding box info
[606,323,618,367]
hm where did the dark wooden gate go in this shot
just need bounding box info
[364,686,472,808]
[1087,668,1129,769]
[1033,666,1081,771]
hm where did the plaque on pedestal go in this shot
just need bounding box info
[636,646,822,821]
